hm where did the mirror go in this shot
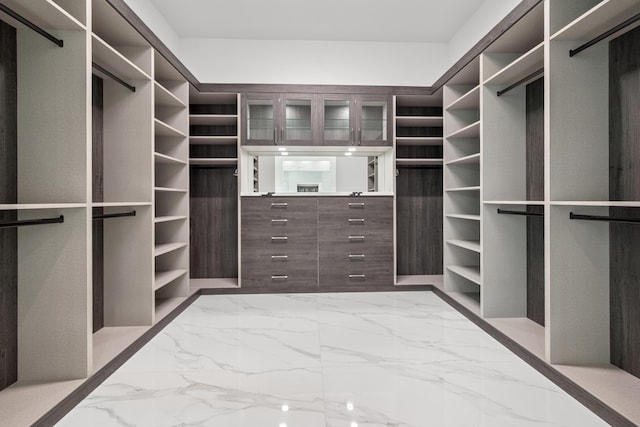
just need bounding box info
[250,154,383,194]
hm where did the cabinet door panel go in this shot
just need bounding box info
[241,93,279,145]
[356,95,392,146]
[282,93,317,145]
[319,94,355,145]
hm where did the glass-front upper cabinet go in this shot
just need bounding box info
[282,93,316,145]
[320,95,354,145]
[242,93,279,145]
[319,94,392,146]
[242,93,317,145]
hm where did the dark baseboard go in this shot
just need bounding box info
[33,292,200,427]
[431,287,635,427]
[200,284,432,295]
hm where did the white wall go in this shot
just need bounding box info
[179,38,449,87]
[122,0,181,55]
[448,0,521,67]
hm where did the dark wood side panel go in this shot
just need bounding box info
[0,19,17,392]
[190,167,238,278]
[609,27,640,379]
[396,167,443,275]
[526,78,544,326]
[92,75,104,333]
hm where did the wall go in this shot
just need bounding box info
[179,38,449,87]
[448,0,521,68]
[121,0,181,55]
[123,0,521,86]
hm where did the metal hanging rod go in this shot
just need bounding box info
[93,210,136,220]
[0,3,63,47]
[570,11,640,57]
[569,212,640,224]
[497,208,544,217]
[0,215,64,229]
[92,62,136,92]
[497,68,544,97]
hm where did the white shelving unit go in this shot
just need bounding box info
[443,56,481,300]
[153,52,190,317]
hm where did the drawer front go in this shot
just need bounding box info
[241,197,318,288]
[318,197,393,286]
[318,196,393,237]
[242,246,318,287]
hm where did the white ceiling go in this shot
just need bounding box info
[148,0,486,43]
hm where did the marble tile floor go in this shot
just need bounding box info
[57,292,608,427]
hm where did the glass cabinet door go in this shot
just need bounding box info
[356,95,391,146]
[282,94,316,145]
[242,93,279,145]
[320,95,354,145]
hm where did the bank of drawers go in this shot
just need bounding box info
[241,197,318,287]
[319,197,393,286]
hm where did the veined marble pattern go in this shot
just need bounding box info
[57,292,608,427]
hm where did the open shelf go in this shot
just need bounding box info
[0,203,86,210]
[446,85,480,111]
[154,242,187,257]
[154,82,186,108]
[395,137,443,146]
[189,158,238,166]
[447,265,481,285]
[550,201,640,207]
[92,34,150,82]
[447,214,481,221]
[446,186,481,193]
[154,152,188,165]
[189,136,238,145]
[154,215,188,224]
[189,114,238,126]
[395,116,443,127]
[155,118,187,138]
[446,121,480,139]
[551,0,640,41]
[447,239,481,253]
[484,200,545,205]
[446,153,480,165]
[395,158,443,167]
[484,42,544,86]
[154,269,188,291]
[0,0,86,31]
[154,186,187,193]
[91,202,151,208]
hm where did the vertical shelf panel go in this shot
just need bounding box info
[0,19,17,392]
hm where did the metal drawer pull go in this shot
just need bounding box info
[271,219,288,223]
[349,254,366,259]
[349,235,365,241]
[271,203,288,208]
[349,218,365,223]
[271,236,288,241]
[271,255,288,260]
[349,274,366,279]
[272,275,288,280]
[349,202,365,208]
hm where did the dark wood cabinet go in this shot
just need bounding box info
[241,197,319,288]
[240,196,393,288]
[318,197,394,286]
[241,93,317,146]
[319,94,392,146]
[242,93,391,146]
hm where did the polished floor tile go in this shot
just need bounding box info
[57,292,608,426]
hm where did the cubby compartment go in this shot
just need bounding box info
[92,72,153,205]
[92,205,153,333]
[482,204,544,325]
[92,0,153,76]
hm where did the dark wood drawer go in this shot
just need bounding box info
[318,196,393,233]
[242,196,318,242]
[242,246,318,287]
[319,256,393,286]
